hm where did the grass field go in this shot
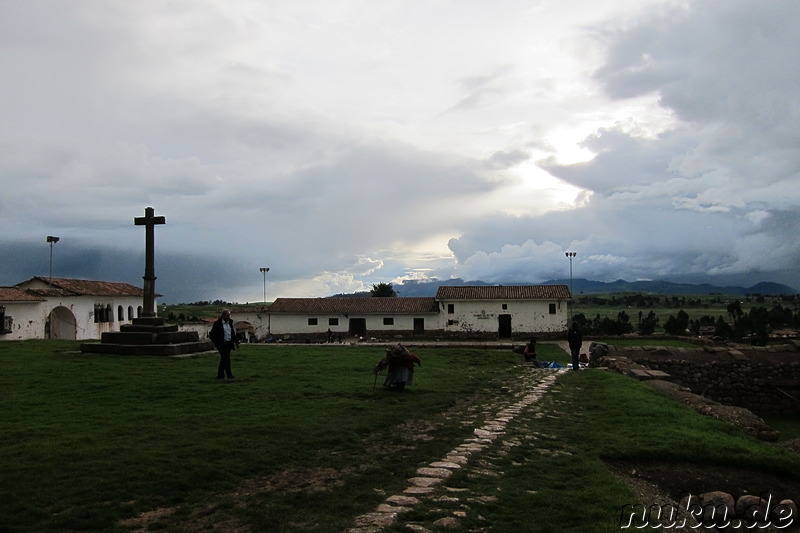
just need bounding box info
[2,340,800,532]
[572,292,797,330]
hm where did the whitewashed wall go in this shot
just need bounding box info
[440,299,567,334]
[44,295,145,340]
[267,313,437,337]
[179,321,213,340]
[0,302,44,340]
[1,295,148,341]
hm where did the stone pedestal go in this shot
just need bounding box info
[80,317,214,356]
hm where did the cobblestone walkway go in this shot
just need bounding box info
[347,366,567,532]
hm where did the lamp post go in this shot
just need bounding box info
[260,267,271,336]
[46,236,60,285]
[259,267,270,303]
[565,251,576,320]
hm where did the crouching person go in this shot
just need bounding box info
[523,338,542,368]
[379,344,421,392]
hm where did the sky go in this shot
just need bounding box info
[2,0,799,303]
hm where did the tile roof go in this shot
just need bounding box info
[0,287,46,302]
[435,285,571,300]
[270,297,439,314]
[17,277,148,297]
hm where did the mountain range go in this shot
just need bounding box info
[373,278,798,297]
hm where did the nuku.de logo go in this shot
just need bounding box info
[619,492,795,529]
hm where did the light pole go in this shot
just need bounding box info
[46,236,60,285]
[565,251,576,319]
[260,267,270,303]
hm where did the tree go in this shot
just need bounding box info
[638,311,659,335]
[370,283,397,297]
[726,300,743,321]
[715,316,732,338]
[664,309,690,335]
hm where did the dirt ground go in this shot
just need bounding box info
[609,457,800,504]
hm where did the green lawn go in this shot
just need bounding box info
[0,341,522,532]
[572,292,799,336]
[2,340,799,532]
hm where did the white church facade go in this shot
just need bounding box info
[0,277,149,341]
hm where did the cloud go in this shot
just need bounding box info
[447,0,800,290]
[2,0,799,304]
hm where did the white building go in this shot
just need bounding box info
[0,277,149,341]
[436,285,570,336]
[260,285,571,339]
[267,297,440,338]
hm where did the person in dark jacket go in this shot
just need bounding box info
[567,321,582,371]
[210,309,239,379]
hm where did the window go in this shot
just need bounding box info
[383,317,394,325]
[118,305,124,321]
[94,304,113,323]
[502,304,508,310]
[308,318,318,326]
[0,305,11,333]
[549,303,556,314]
[447,304,455,314]
[328,318,339,326]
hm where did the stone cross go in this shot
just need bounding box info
[134,206,166,318]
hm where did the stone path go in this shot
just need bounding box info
[347,365,567,532]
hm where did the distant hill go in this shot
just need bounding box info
[384,278,798,297]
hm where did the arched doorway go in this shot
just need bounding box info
[48,306,77,339]
[234,321,255,343]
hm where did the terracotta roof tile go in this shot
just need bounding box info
[17,277,148,297]
[270,297,439,314]
[435,285,571,300]
[0,287,45,302]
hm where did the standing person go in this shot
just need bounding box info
[567,321,582,371]
[210,309,239,379]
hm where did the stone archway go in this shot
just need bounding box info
[48,306,77,339]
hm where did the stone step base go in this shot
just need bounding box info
[80,340,215,356]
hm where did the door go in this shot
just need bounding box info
[349,318,367,337]
[413,318,425,335]
[498,314,512,338]
[48,306,77,339]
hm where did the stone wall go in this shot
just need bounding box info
[591,341,800,414]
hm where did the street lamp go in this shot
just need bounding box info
[259,267,270,303]
[565,251,576,319]
[46,236,60,285]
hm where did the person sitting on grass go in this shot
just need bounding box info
[523,338,541,367]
